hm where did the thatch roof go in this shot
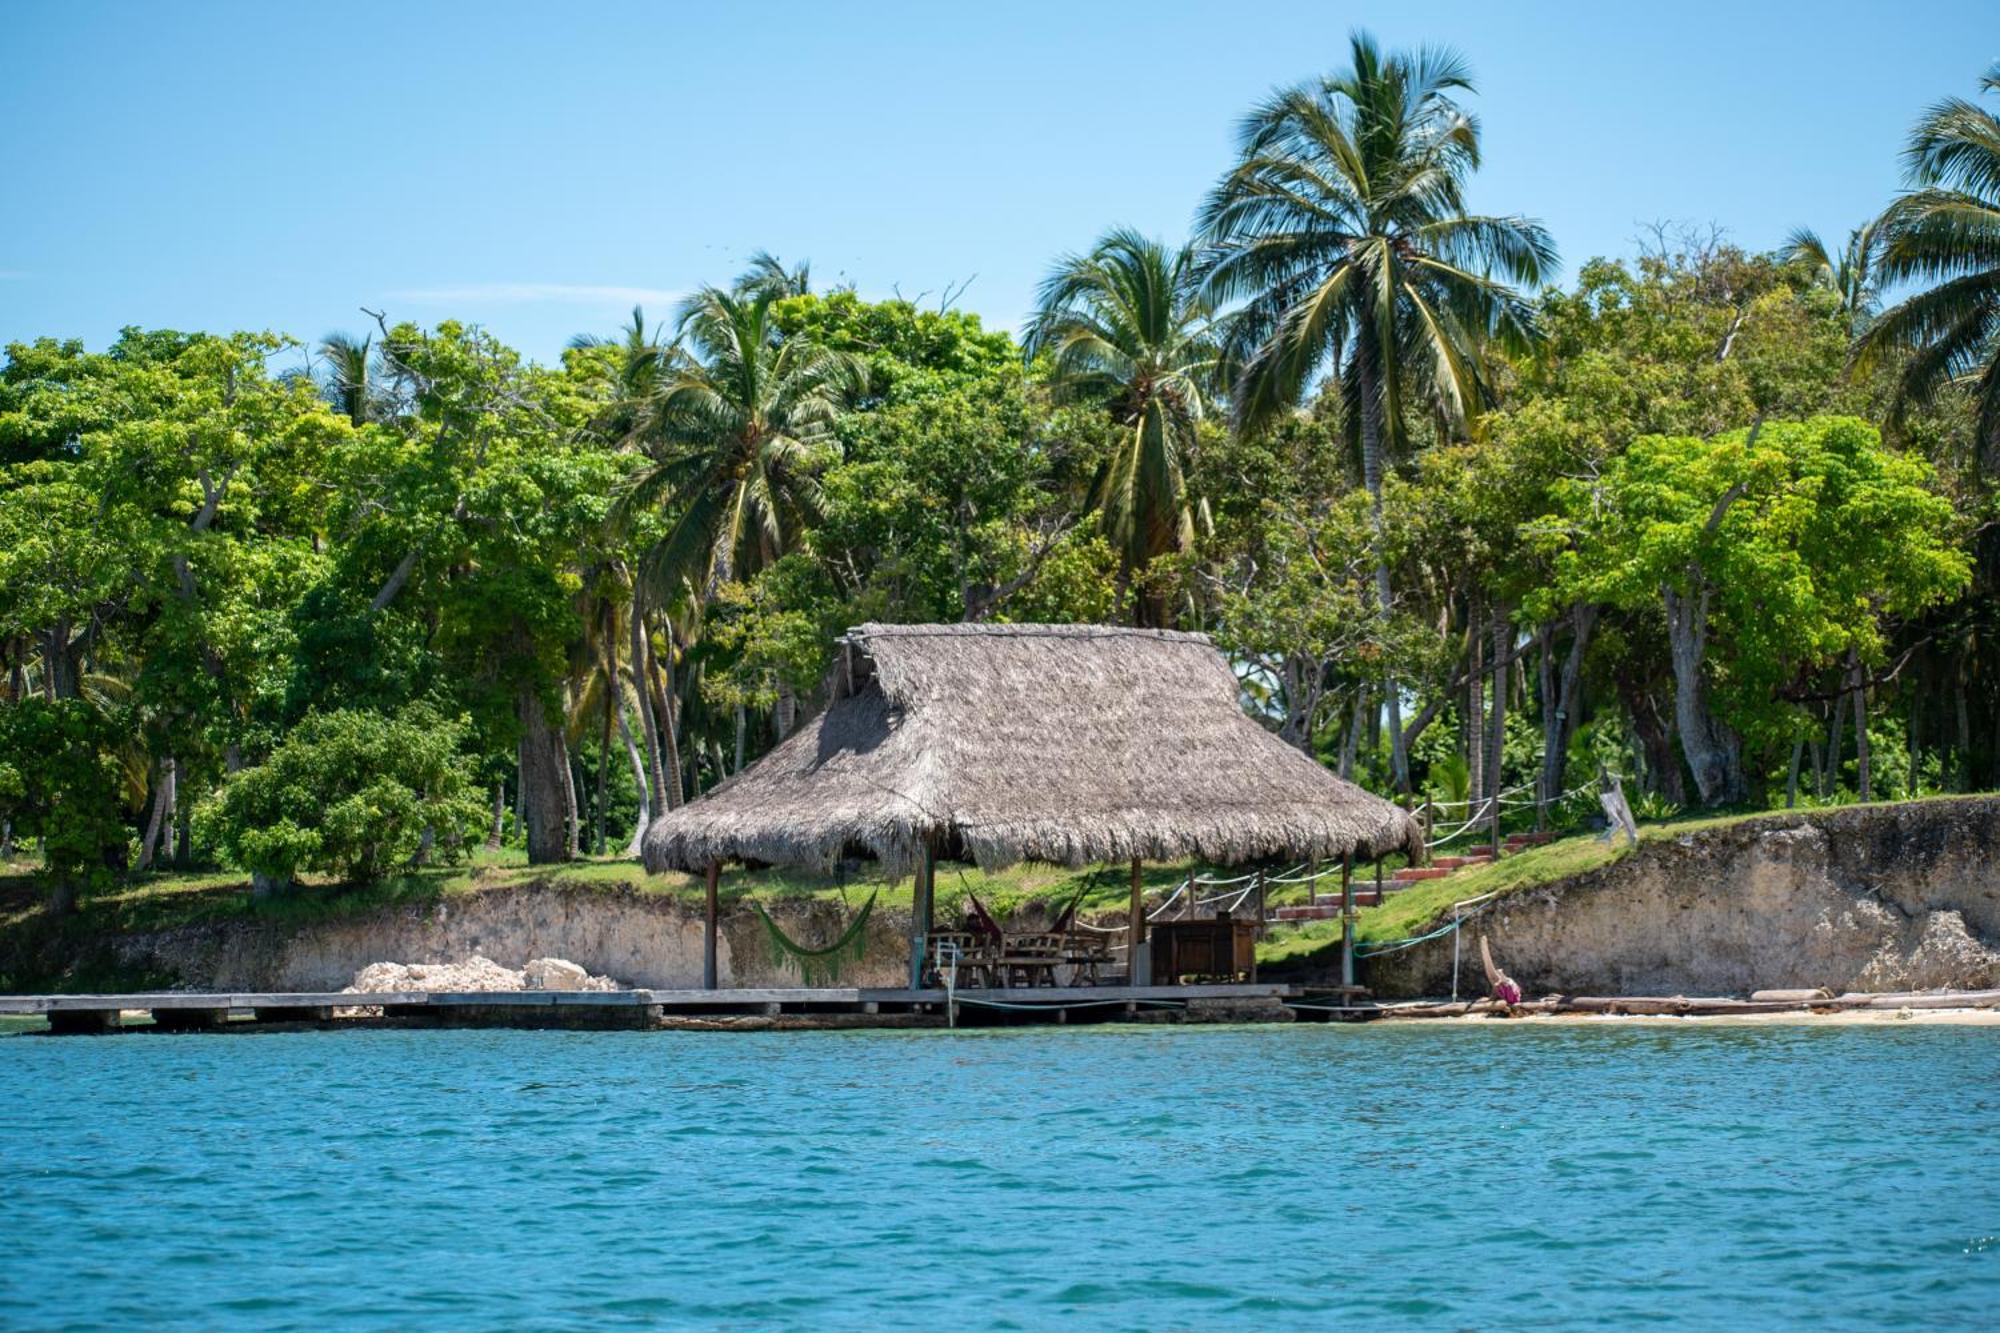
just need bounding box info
[643,622,1424,877]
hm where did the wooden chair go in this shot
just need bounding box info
[1061,932,1111,986]
[997,933,1066,988]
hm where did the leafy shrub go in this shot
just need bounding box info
[200,705,485,889]
[0,699,132,912]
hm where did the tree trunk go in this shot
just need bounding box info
[595,655,616,859]
[250,870,287,900]
[136,756,176,872]
[564,748,583,859]
[408,825,435,869]
[1539,605,1597,815]
[734,704,747,775]
[1850,649,1871,801]
[773,680,798,743]
[1787,737,1804,808]
[39,620,78,701]
[1956,665,1972,792]
[485,781,506,852]
[1487,602,1510,805]
[619,704,650,858]
[653,616,685,809]
[631,600,668,815]
[1663,583,1746,805]
[1826,686,1847,797]
[1353,332,1408,792]
[1338,687,1365,778]
[1278,652,1319,755]
[1465,603,1486,807]
[516,688,574,865]
[1908,683,1921,799]
[47,877,79,916]
[1618,671,1686,805]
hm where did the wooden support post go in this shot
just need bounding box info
[1489,793,1503,861]
[1307,858,1319,907]
[909,843,934,990]
[703,862,720,991]
[1128,857,1146,984]
[1374,857,1382,909]
[1534,769,1548,834]
[1340,853,1355,989]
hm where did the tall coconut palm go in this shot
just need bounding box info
[318,332,379,426]
[618,288,857,736]
[1779,222,1883,335]
[623,287,855,594]
[1026,229,1220,624]
[736,251,812,301]
[569,306,683,449]
[1858,62,2000,459]
[1196,32,1554,787]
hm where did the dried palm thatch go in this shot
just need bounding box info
[643,623,1423,877]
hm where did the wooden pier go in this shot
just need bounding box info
[0,982,1324,1033]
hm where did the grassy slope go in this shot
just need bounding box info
[1257,797,1995,973]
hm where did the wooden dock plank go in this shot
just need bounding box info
[0,981,1304,1015]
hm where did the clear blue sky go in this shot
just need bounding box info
[3,2,1995,365]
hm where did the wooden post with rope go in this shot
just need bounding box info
[1128,857,1146,985]
[909,842,934,991]
[702,862,720,990]
[1339,855,1356,986]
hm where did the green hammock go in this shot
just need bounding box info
[752,892,877,986]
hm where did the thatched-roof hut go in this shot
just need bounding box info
[644,622,1422,878]
[647,623,1422,990]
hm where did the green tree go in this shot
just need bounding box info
[1196,32,1555,786]
[1026,229,1219,624]
[620,288,858,739]
[0,699,133,913]
[1537,417,1968,805]
[1778,222,1883,335]
[200,705,485,893]
[1859,61,2000,464]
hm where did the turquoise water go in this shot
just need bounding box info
[2,1024,1996,1330]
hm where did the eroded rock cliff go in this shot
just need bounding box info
[1364,798,2000,998]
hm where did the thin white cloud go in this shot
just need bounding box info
[386,282,683,308]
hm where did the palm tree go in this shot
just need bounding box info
[569,306,683,448]
[1026,229,1220,624]
[1779,222,1883,334]
[736,251,812,301]
[318,332,379,426]
[1858,62,2000,459]
[1195,32,1554,788]
[618,288,857,736]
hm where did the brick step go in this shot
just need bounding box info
[1393,867,1453,882]
[1506,831,1555,847]
[1272,893,1383,921]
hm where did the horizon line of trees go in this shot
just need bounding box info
[4,34,2000,914]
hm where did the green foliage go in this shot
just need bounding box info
[199,706,485,887]
[0,700,132,903]
[1539,417,1969,749]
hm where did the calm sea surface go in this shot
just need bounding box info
[1,1023,1996,1330]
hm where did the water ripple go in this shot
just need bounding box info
[0,1025,1995,1329]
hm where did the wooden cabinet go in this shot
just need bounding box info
[1149,916,1257,985]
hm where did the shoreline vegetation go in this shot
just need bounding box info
[6,38,2000,996]
[5,794,1995,999]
